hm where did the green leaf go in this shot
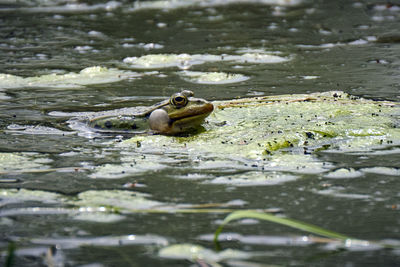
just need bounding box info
[6,242,16,267]
[214,210,354,246]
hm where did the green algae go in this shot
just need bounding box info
[0,187,172,224]
[130,0,303,12]
[2,91,399,186]
[119,91,399,180]
[214,210,352,243]
[0,152,51,173]
[124,91,399,155]
[0,188,61,204]
[122,52,289,69]
[72,190,163,211]
[0,188,163,222]
[159,243,252,263]
[0,187,253,224]
[72,212,126,223]
[89,153,172,179]
[323,168,363,179]
[361,167,400,176]
[178,70,249,84]
[208,171,297,185]
[0,66,140,89]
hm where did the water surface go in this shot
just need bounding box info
[0,0,400,266]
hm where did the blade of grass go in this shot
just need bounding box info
[214,210,356,247]
[6,242,16,267]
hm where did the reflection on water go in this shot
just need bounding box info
[0,0,400,266]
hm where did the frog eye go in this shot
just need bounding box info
[170,93,188,108]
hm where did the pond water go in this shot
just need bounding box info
[1,0,400,266]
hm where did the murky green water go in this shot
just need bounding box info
[1,0,400,266]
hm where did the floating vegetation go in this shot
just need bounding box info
[120,91,400,184]
[297,36,378,49]
[71,190,164,211]
[178,70,250,84]
[0,188,61,205]
[0,66,140,89]
[313,187,371,199]
[123,53,289,69]
[0,153,51,174]
[1,0,400,265]
[1,188,398,265]
[0,92,10,100]
[323,168,364,179]
[31,234,169,249]
[130,0,304,12]
[6,124,74,135]
[0,188,260,220]
[89,153,171,179]
[0,1,122,14]
[159,243,252,264]
[207,171,297,186]
[361,167,400,176]
[161,209,395,264]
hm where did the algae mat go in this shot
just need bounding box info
[92,91,400,183]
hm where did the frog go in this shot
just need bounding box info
[88,90,214,135]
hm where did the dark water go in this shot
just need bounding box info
[0,0,400,266]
